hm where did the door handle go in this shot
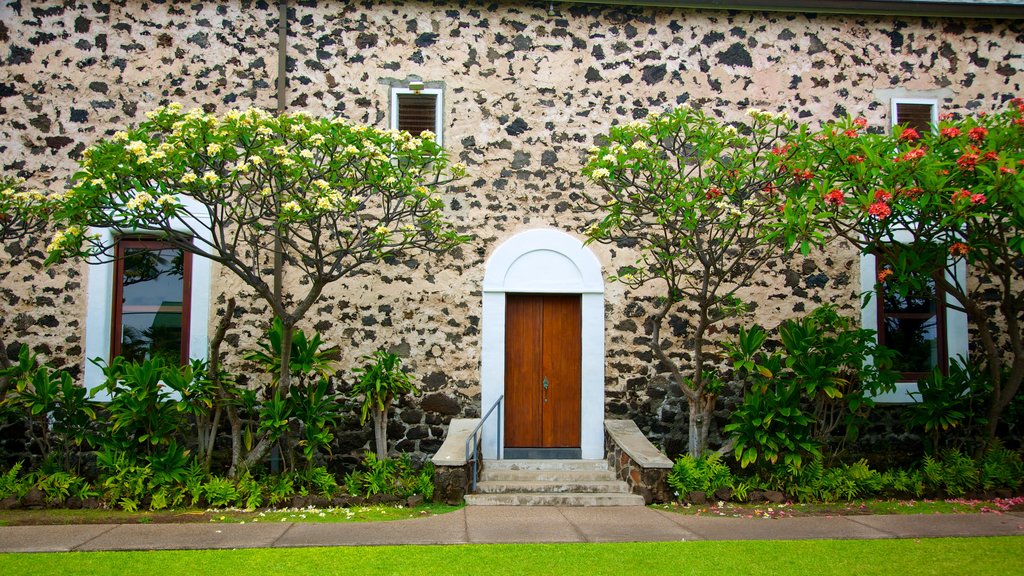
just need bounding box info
[543,377,549,390]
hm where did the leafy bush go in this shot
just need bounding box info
[922,449,981,497]
[345,452,434,500]
[203,476,240,508]
[980,447,1023,491]
[724,306,897,470]
[0,462,31,500]
[668,453,734,499]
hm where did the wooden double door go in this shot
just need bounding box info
[504,294,582,458]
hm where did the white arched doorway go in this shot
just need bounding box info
[480,228,605,460]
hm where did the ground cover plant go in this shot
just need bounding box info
[1,539,1022,576]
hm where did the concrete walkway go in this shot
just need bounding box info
[1,507,1022,553]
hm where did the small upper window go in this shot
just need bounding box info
[390,87,443,145]
[891,98,938,134]
[111,238,192,365]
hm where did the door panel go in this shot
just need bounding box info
[505,294,581,450]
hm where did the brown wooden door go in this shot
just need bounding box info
[504,294,581,450]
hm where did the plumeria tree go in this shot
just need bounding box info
[579,107,810,457]
[0,176,55,401]
[49,105,468,472]
[783,100,1024,448]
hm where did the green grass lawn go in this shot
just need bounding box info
[1,538,1022,575]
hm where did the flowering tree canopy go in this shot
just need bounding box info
[49,106,468,472]
[784,100,1024,446]
[579,106,809,457]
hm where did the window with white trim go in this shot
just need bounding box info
[390,87,443,144]
[84,196,212,399]
[862,236,969,403]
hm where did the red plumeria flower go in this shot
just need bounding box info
[999,166,1018,175]
[957,153,979,171]
[939,112,955,120]
[983,151,999,162]
[899,127,920,141]
[970,193,987,205]
[847,154,865,164]
[705,187,723,200]
[793,169,813,182]
[823,189,845,206]
[853,117,868,129]
[968,126,989,141]
[868,201,892,219]
[896,148,926,163]
[874,189,892,202]
[940,127,961,139]
[951,189,972,202]
[949,242,969,257]
[844,129,859,138]
[901,187,923,198]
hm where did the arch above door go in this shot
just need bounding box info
[480,228,605,460]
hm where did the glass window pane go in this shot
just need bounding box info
[119,247,185,363]
[884,315,940,373]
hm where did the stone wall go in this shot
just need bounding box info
[1,0,1022,465]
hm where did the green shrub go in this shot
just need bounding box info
[980,447,1023,491]
[922,449,980,497]
[203,476,240,508]
[345,452,435,500]
[668,453,734,499]
[0,462,31,500]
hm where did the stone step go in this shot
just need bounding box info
[483,459,609,471]
[480,469,617,482]
[464,492,646,506]
[475,480,631,494]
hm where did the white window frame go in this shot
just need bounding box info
[861,229,969,404]
[83,195,213,400]
[389,87,443,145]
[890,97,939,134]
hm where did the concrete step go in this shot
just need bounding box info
[483,459,609,472]
[475,480,630,494]
[464,492,646,506]
[480,469,617,482]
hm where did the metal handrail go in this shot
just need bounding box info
[466,395,503,493]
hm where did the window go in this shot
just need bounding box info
[84,195,212,399]
[891,98,938,134]
[390,87,443,144]
[861,233,968,403]
[875,254,947,382]
[111,239,192,365]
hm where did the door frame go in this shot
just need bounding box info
[481,228,605,460]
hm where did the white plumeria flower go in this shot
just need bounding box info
[181,173,197,184]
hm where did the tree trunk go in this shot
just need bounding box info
[0,334,11,403]
[373,407,389,460]
[687,393,715,457]
[278,320,294,394]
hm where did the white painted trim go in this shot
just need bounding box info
[389,87,443,146]
[83,195,213,400]
[480,229,605,460]
[861,228,969,404]
[890,97,939,133]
